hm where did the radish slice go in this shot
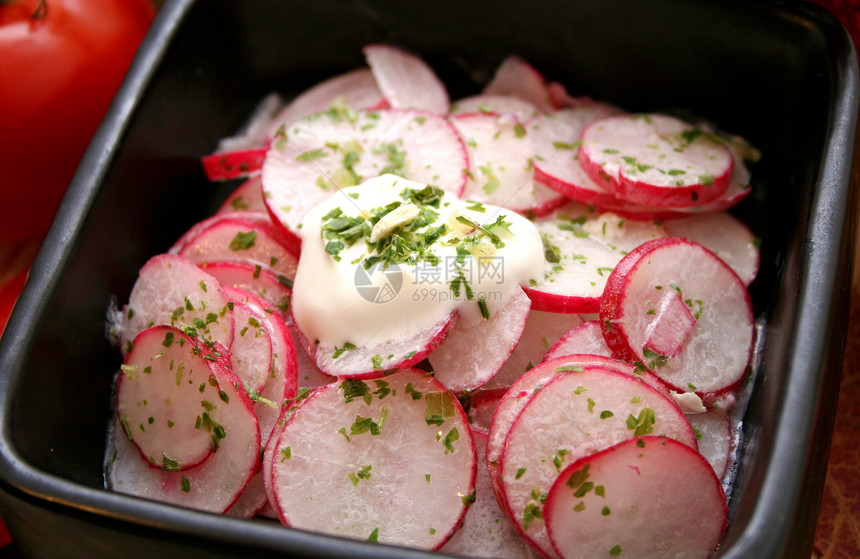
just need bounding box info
[429,286,531,394]
[215,93,284,153]
[451,94,541,121]
[546,82,597,110]
[482,55,553,112]
[530,105,623,205]
[544,320,613,361]
[687,408,734,480]
[664,212,760,286]
[296,311,457,379]
[450,112,566,216]
[265,68,387,139]
[201,147,268,182]
[498,367,697,557]
[200,261,292,319]
[579,113,733,208]
[545,436,727,559]
[523,202,667,314]
[440,430,534,559]
[226,300,273,394]
[118,254,234,357]
[108,326,260,513]
[599,237,754,396]
[262,108,467,245]
[364,44,450,114]
[176,216,299,283]
[268,369,476,549]
[217,176,269,214]
[225,472,269,519]
[486,355,643,509]
[484,309,583,390]
[222,286,298,443]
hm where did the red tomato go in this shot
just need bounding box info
[0,0,155,243]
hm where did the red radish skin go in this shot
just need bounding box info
[451,94,541,121]
[579,114,734,208]
[543,320,613,361]
[268,369,476,549]
[200,147,267,182]
[217,176,269,215]
[545,437,728,559]
[118,254,234,357]
[599,237,754,396]
[286,320,335,390]
[200,260,292,320]
[483,309,583,390]
[523,202,667,314]
[529,105,623,205]
[664,211,760,286]
[482,55,554,112]
[108,326,260,513]
[429,286,531,394]
[262,108,467,246]
[498,368,697,557]
[265,68,388,139]
[364,44,450,114]
[440,430,534,559]
[176,217,299,283]
[450,112,566,216]
[643,288,697,359]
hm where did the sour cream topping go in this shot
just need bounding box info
[291,174,544,349]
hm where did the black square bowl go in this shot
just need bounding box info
[0,0,857,557]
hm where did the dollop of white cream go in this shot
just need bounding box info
[291,174,544,349]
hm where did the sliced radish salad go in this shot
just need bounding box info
[104,45,764,559]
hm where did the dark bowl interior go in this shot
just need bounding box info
[0,0,857,557]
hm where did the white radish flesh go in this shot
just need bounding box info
[451,112,566,216]
[499,368,697,557]
[545,437,727,559]
[579,113,733,208]
[687,407,734,480]
[664,211,760,286]
[225,300,273,394]
[524,202,667,314]
[262,108,467,244]
[543,320,612,361]
[217,176,269,215]
[482,55,553,112]
[364,44,450,114]
[265,68,387,139]
[440,430,535,559]
[268,369,476,549]
[429,286,531,394]
[223,286,298,443]
[119,254,234,357]
[600,237,754,395]
[108,326,260,513]
[451,94,541,121]
[484,309,583,390]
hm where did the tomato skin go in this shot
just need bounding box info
[0,0,155,243]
